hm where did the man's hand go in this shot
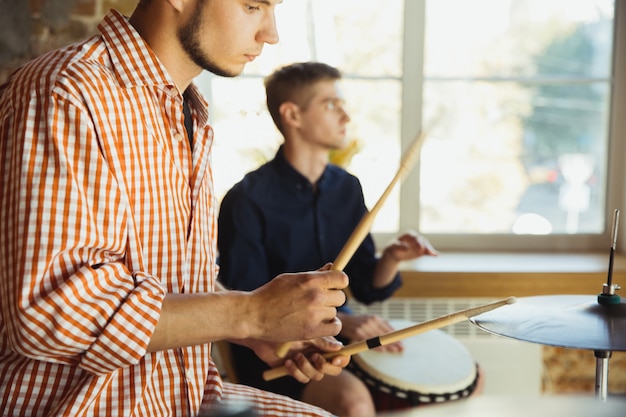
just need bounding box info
[373,231,438,290]
[383,230,438,262]
[338,312,403,353]
[245,263,348,342]
[236,337,350,383]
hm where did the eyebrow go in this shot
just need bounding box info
[252,0,283,5]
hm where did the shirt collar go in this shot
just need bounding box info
[272,145,334,192]
[97,10,209,127]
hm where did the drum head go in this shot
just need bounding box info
[350,319,478,404]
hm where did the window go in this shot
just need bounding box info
[195,0,624,252]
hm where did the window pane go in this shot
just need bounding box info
[420,0,614,235]
[196,74,281,200]
[420,81,609,234]
[424,0,614,78]
[342,80,402,232]
[331,1,404,77]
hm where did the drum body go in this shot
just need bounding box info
[348,319,479,412]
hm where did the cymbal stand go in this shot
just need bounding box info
[595,209,621,401]
[594,350,611,401]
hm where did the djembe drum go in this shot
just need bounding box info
[348,319,480,412]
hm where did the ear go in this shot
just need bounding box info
[279,102,301,129]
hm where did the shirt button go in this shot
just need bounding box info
[174,132,184,143]
[186,368,194,380]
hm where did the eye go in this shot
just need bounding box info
[245,4,261,12]
[323,98,345,111]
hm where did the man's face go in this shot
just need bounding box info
[297,80,351,151]
[178,0,281,77]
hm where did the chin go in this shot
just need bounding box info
[207,68,241,78]
[201,60,245,78]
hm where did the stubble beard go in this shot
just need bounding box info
[177,2,241,78]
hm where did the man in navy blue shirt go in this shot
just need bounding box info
[218,62,438,416]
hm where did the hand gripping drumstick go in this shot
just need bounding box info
[274,126,432,359]
[265,296,517,381]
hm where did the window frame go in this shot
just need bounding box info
[200,0,626,253]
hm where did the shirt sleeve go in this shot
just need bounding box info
[0,88,166,376]
[217,186,271,291]
[345,234,403,305]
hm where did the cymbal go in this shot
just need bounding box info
[470,295,626,351]
[380,395,626,417]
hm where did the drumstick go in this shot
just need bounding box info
[274,126,433,359]
[332,127,427,271]
[264,296,516,381]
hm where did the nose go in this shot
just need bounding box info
[341,107,351,123]
[258,12,279,45]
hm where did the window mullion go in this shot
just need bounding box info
[398,0,426,233]
[609,0,626,249]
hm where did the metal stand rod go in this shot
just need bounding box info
[595,350,611,401]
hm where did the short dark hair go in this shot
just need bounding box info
[264,62,341,133]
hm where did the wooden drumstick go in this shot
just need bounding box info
[264,296,516,381]
[332,127,427,271]
[274,127,432,359]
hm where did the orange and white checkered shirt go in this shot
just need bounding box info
[0,10,331,417]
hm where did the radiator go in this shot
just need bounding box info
[347,297,499,338]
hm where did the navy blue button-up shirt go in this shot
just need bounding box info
[217,146,402,313]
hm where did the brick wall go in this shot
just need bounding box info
[543,347,626,395]
[0,0,138,83]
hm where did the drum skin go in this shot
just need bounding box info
[348,320,479,412]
